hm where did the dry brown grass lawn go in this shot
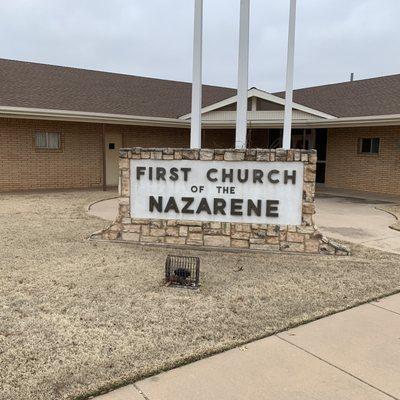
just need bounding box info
[1,190,400,400]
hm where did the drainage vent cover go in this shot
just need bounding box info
[165,255,200,289]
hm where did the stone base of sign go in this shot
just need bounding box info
[91,148,349,256]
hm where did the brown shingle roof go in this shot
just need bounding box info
[274,74,400,118]
[2,58,400,119]
[0,58,235,118]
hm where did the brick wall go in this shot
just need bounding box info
[326,126,400,195]
[0,119,236,192]
[0,118,103,191]
[202,129,235,148]
[120,125,189,148]
[0,118,191,192]
[3,117,400,196]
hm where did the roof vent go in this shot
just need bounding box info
[350,72,354,82]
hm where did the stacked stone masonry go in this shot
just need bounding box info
[95,148,348,255]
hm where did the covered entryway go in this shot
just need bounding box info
[105,133,122,187]
[247,127,328,185]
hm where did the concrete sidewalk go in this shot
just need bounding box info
[315,195,400,254]
[95,293,400,400]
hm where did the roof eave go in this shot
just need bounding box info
[202,114,400,128]
[1,106,400,129]
[306,114,400,127]
[0,106,190,128]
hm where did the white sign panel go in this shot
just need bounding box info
[130,160,304,225]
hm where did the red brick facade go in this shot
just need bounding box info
[0,118,238,192]
[1,118,400,195]
[0,118,191,192]
[0,118,103,191]
[325,126,400,195]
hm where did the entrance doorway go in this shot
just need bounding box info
[246,128,327,183]
[105,133,122,187]
[291,129,312,150]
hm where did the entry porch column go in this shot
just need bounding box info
[282,0,297,150]
[235,0,251,149]
[190,0,203,149]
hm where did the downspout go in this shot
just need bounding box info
[102,123,107,191]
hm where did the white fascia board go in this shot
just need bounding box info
[179,95,240,119]
[251,88,336,119]
[202,119,308,129]
[0,106,189,128]
[306,113,400,128]
[179,88,336,120]
[201,113,400,129]
[2,105,400,129]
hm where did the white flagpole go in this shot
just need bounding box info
[282,0,297,150]
[190,0,203,149]
[235,0,250,149]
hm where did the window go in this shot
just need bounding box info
[35,132,61,149]
[359,138,380,154]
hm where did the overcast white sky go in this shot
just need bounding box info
[0,0,399,92]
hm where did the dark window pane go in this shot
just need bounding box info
[315,129,327,160]
[268,129,281,148]
[361,138,371,153]
[292,129,303,135]
[371,138,380,153]
[316,162,326,183]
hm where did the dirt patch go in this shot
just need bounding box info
[376,204,400,231]
[1,191,400,400]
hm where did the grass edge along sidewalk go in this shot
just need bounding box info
[1,190,400,400]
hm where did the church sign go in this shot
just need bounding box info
[93,147,347,255]
[130,160,303,225]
